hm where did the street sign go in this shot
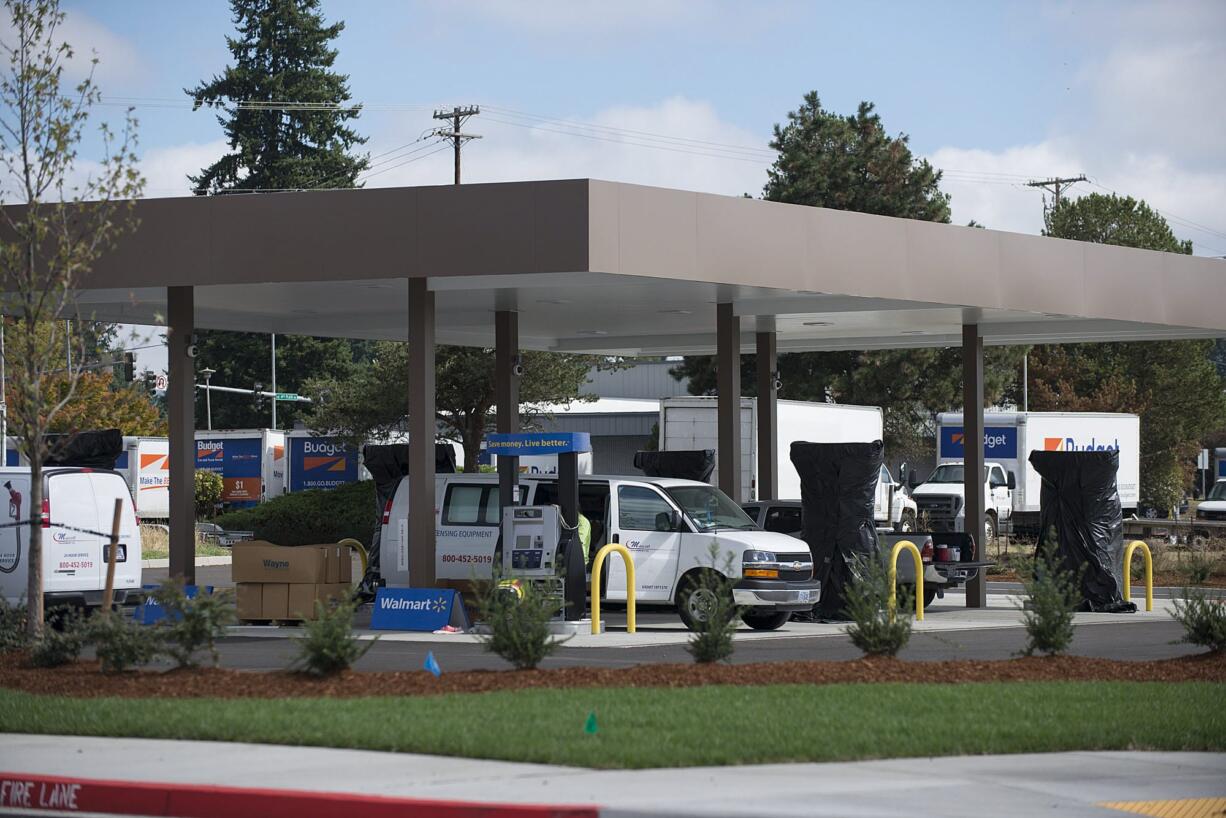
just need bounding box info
[274,392,300,402]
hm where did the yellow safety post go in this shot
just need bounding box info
[1124,540,1153,612]
[591,543,636,635]
[887,540,925,622]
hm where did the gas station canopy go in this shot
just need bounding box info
[74,179,1225,353]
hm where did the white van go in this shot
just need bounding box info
[0,467,142,608]
[379,473,820,631]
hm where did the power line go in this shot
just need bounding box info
[1025,174,1088,208]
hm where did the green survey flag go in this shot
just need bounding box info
[585,712,598,735]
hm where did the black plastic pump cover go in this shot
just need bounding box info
[634,450,715,482]
[1029,450,1132,612]
[789,441,883,619]
[44,429,123,469]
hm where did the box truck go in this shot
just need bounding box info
[116,437,169,520]
[913,411,1141,539]
[657,397,917,530]
[194,429,286,508]
[287,432,360,492]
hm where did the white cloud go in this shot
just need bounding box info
[55,9,144,89]
[362,97,772,196]
[931,0,1226,256]
[137,140,228,197]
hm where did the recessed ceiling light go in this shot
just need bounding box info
[658,309,692,315]
[803,321,832,327]
[576,330,608,336]
[900,330,926,335]
[537,298,571,305]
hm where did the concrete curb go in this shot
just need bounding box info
[141,556,232,569]
[0,771,595,818]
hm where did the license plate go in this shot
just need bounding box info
[797,590,811,602]
[103,543,127,563]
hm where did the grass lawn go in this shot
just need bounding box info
[138,527,230,560]
[1,682,1222,768]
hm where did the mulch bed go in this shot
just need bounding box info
[1,651,1223,700]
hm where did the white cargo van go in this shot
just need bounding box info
[0,467,142,608]
[379,473,819,631]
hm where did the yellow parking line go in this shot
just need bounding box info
[1097,797,1226,818]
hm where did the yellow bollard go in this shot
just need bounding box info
[1123,540,1153,612]
[590,543,636,635]
[887,540,925,622]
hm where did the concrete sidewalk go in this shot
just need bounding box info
[1,735,1222,817]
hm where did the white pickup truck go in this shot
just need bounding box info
[910,461,1015,545]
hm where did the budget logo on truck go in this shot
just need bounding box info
[1043,436,1121,452]
[289,437,358,492]
[939,426,1018,459]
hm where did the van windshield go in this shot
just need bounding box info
[1208,482,1226,501]
[927,464,988,484]
[665,485,758,531]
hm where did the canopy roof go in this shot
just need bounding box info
[54,178,1225,352]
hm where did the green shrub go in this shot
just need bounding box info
[27,608,87,668]
[89,612,164,673]
[194,470,224,519]
[475,569,568,670]
[293,597,373,676]
[1017,538,1082,656]
[151,580,236,668]
[0,598,28,653]
[214,480,373,547]
[684,543,742,664]
[842,554,913,657]
[1171,587,1226,653]
[1178,550,1215,585]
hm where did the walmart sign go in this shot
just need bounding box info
[939,426,1018,459]
[370,588,468,631]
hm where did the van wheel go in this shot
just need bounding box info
[741,608,790,630]
[895,510,916,533]
[984,514,998,547]
[675,574,726,632]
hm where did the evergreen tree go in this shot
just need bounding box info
[186,0,368,193]
[185,0,372,430]
[675,92,1021,464]
[1029,193,1226,513]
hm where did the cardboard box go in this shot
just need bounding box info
[231,542,327,584]
[318,545,354,584]
[262,583,289,620]
[287,582,353,621]
[235,583,262,620]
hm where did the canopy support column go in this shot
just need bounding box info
[756,330,778,501]
[408,278,437,588]
[495,310,520,516]
[717,302,742,502]
[963,322,987,608]
[167,286,195,585]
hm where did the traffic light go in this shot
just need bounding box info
[122,352,135,382]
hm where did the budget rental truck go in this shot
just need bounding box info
[658,397,917,531]
[912,411,1140,539]
[195,429,287,508]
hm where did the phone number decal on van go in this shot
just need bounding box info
[57,560,93,570]
[441,554,492,564]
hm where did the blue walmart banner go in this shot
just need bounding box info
[486,432,591,456]
[134,584,213,625]
[370,588,468,631]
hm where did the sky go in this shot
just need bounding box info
[22,0,1226,371]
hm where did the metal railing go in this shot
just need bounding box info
[590,543,636,635]
[1123,540,1153,612]
[887,539,925,622]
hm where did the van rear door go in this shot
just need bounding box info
[44,470,103,594]
[91,471,142,593]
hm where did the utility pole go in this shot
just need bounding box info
[432,105,481,184]
[1025,175,1087,209]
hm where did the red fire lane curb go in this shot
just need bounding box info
[0,771,598,818]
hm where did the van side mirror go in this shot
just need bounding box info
[655,510,681,532]
[897,463,907,484]
[907,469,918,489]
[1007,472,1016,490]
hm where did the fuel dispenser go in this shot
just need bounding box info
[486,432,591,621]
